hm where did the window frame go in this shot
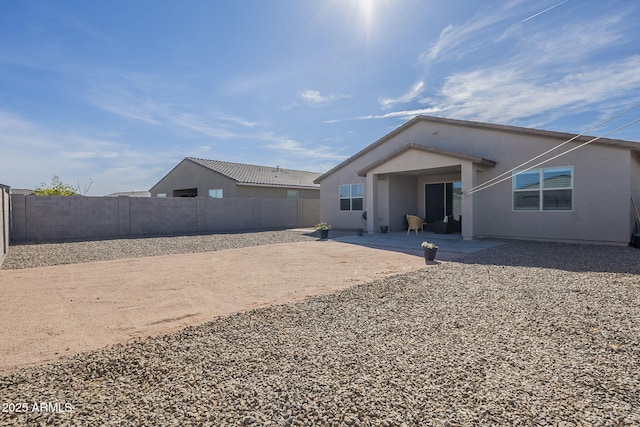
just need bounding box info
[208,189,223,198]
[513,166,573,212]
[339,183,364,211]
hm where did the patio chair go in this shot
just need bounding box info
[406,214,423,235]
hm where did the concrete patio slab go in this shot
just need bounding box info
[331,231,503,261]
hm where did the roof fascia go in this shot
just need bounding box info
[235,182,319,190]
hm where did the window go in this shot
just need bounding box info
[157,193,166,198]
[513,167,572,211]
[339,184,363,211]
[287,190,298,199]
[208,189,223,198]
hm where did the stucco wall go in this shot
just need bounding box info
[236,185,319,199]
[319,119,638,244]
[150,159,238,198]
[631,152,640,234]
[475,139,631,245]
[388,175,419,232]
[318,172,367,229]
[10,195,320,242]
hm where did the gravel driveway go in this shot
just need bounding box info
[1,239,639,425]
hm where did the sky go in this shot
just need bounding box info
[1,0,639,195]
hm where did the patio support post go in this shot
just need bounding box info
[461,163,476,240]
[366,174,378,233]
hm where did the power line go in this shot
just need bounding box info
[466,118,640,195]
[465,102,640,194]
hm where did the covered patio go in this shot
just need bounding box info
[357,144,496,240]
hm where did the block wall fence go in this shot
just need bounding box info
[0,185,9,263]
[9,195,320,242]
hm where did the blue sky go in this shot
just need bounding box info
[1,0,639,195]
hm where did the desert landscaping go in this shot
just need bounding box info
[1,230,639,425]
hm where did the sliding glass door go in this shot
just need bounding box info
[425,182,461,221]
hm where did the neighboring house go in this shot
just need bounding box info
[150,157,321,199]
[314,115,640,246]
[9,188,33,195]
[106,191,151,197]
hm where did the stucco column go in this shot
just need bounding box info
[461,162,476,240]
[365,174,378,233]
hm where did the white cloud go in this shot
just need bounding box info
[0,108,182,195]
[259,132,348,162]
[326,107,445,123]
[421,8,518,63]
[432,55,640,123]
[216,115,258,128]
[299,89,349,106]
[89,87,245,139]
[379,81,426,109]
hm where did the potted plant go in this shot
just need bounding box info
[315,222,331,239]
[421,241,438,262]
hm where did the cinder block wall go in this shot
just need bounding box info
[0,185,9,264]
[9,195,320,242]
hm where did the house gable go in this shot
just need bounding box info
[315,115,640,184]
[357,143,496,177]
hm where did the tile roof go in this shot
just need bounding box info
[187,158,321,188]
[9,188,33,195]
[106,191,151,197]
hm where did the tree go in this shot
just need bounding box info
[33,176,78,196]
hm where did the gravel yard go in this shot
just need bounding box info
[1,240,639,425]
[2,230,330,269]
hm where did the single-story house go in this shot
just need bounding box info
[314,115,640,246]
[106,191,151,197]
[150,157,321,199]
[9,188,34,195]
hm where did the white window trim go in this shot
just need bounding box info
[512,166,573,212]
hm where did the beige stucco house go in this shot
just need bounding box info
[314,116,640,246]
[150,157,321,199]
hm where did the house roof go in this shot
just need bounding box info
[357,143,496,177]
[9,188,33,195]
[106,191,151,197]
[315,115,640,183]
[186,157,321,189]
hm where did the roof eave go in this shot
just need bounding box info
[236,182,320,190]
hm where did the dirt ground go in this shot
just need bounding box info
[0,240,428,375]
